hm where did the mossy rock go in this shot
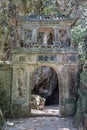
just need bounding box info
[74,113,81,128]
[0,109,5,130]
[80,72,87,83]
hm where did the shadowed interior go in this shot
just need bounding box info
[31,66,59,106]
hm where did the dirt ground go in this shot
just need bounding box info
[4,106,78,130]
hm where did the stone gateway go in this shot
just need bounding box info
[11,47,78,117]
[0,16,78,117]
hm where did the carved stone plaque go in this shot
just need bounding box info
[37,55,56,62]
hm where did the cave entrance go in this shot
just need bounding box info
[30,66,59,116]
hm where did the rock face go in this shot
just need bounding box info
[80,60,87,83]
[75,1,87,27]
[54,0,87,28]
[0,109,5,130]
[31,66,58,104]
[74,61,87,127]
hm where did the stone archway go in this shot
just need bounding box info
[28,63,64,116]
[30,66,59,110]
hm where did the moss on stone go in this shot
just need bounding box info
[80,72,87,84]
[0,66,12,116]
[74,98,82,127]
[74,113,81,127]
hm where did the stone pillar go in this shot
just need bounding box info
[28,65,35,106]
[54,28,59,44]
[66,28,71,47]
[57,64,78,116]
[67,28,70,38]
[56,65,66,115]
[43,32,48,45]
[11,64,30,117]
[62,65,78,116]
[32,29,37,43]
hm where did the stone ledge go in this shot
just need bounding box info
[11,47,78,54]
[0,61,12,68]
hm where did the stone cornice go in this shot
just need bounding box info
[17,16,75,27]
[11,47,78,54]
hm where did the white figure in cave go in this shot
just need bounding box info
[43,32,48,45]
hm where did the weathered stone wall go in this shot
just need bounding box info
[11,64,31,117]
[0,63,12,116]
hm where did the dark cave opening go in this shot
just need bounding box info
[45,82,59,106]
[31,66,59,107]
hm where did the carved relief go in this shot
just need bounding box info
[56,55,64,62]
[59,29,71,47]
[19,56,26,62]
[68,69,76,98]
[27,55,37,62]
[59,29,67,42]
[24,29,33,47]
[37,55,56,62]
[17,68,24,97]
[65,54,77,63]
[24,29,32,40]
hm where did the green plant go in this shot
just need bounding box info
[71,26,87,46]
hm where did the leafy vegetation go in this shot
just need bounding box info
[80,72,87,83]
[71,25,87,80]
[71,26,87,46]
[71,26,87,59]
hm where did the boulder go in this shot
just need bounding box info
[30,95,46,110]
